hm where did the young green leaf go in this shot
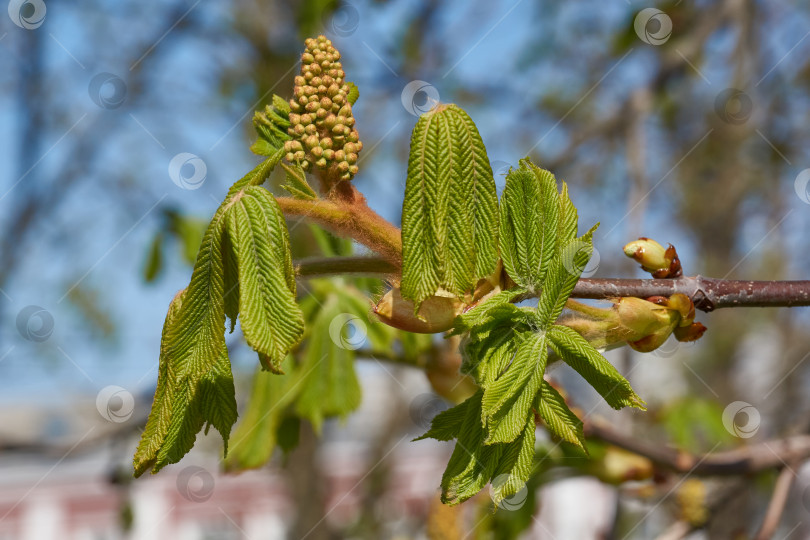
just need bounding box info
[294,293,362,433]
[535,224,598,326]
[134,209,238,476]
[535,380,586,450]
[251,96,293,156]
[481,333,547,444]
[401,104,499,310]
[499,159,560,290]
[224,358,300,471]
[548,324,645,410]
[429,391,537,506]
[280,162,317,200]
[225,186,304,373]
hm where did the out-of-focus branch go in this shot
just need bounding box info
[753,465,797,540]
[585,421,810,476]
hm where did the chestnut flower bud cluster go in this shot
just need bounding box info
[285,35,362,182]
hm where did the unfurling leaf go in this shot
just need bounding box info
[499,159,560,290]
[401,104,499,311]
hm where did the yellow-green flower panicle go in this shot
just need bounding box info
[285,35,363,182]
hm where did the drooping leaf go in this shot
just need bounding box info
[413,397,471,442]
[134,207,238,476]
[534,380,586,450]
[481,332,547,444]
[401,104,499,310]
[547,324,645,410]
[135,153,295,476]
[225,186,304,373]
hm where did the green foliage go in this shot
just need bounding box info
[401,104,499,310]
[419,159,644,505]
[226,186,303,373]
[134,156,303,476]
[224,357,299,471]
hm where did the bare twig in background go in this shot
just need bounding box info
[754,465,798,540]
[585,421,810,476]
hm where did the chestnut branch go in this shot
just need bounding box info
[291,255,810,311]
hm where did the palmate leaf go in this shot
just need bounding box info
[134,154,301,476]
[548,324,645,410]
[226,186,304,373]
[535,380,586,450]
[401,104,499,310]
[417,391,536,506]
[423,158,644,506]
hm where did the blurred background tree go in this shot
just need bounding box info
[2,0,810,538]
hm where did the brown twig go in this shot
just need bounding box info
[754,465,797,540]
[585,421,810,476]
[291,255,810,312]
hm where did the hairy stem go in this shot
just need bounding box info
[277,184,402,268]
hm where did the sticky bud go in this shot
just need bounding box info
[623,237,682,278]
[374,288,463,334]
